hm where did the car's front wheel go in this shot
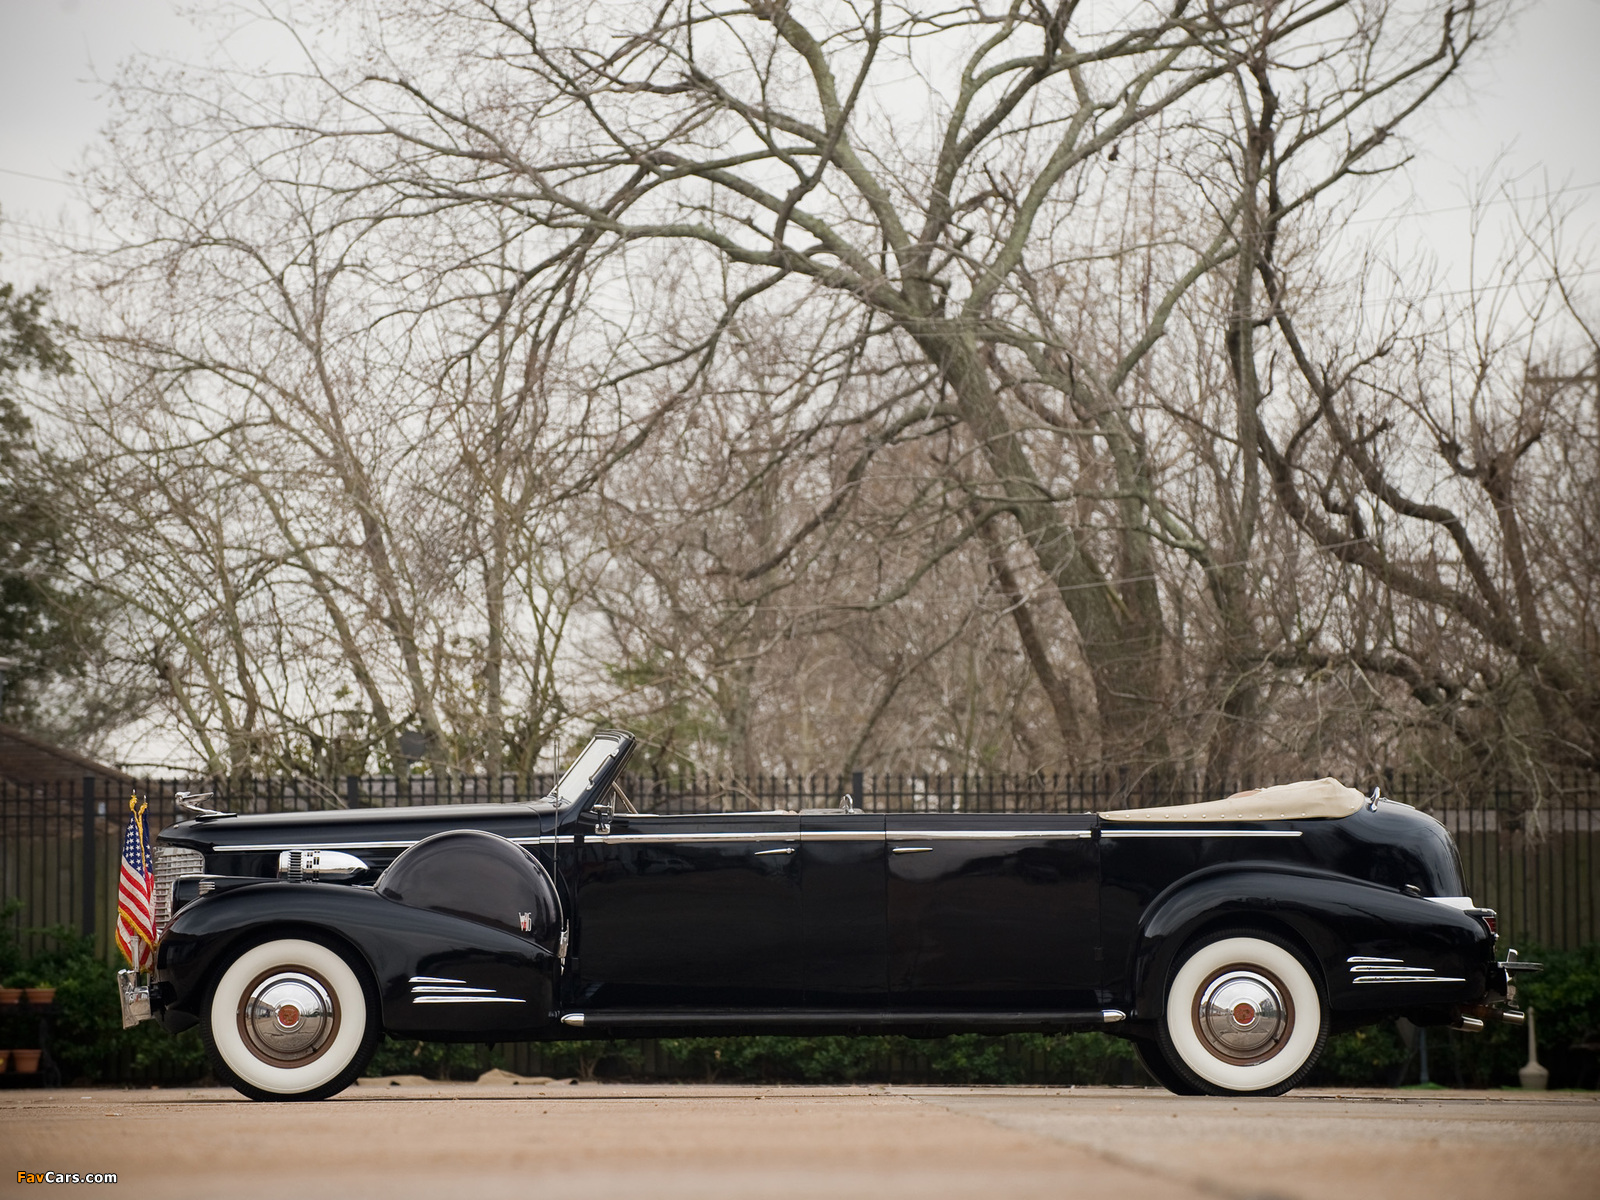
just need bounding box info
[1155,931,1328,1096]
[200,936,379,1101]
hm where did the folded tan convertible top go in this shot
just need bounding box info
[1098,777,1368,823]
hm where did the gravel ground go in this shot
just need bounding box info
[2,1084,1596,1200]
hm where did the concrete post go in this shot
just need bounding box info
[1518,1006,1549,1090]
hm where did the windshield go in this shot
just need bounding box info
[553,737,623,806]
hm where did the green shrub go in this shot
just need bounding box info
[0,918,210,1085]
[1311,943,1600,1089]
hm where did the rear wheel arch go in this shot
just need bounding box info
[1132,887,1338,1019]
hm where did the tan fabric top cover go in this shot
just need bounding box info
[1098,777,1368,823]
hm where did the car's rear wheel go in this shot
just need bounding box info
[200,936,379,1101]
[1155,931,1328,1096]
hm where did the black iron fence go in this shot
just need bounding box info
[2,769,1596,960]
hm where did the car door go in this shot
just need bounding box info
[799,809,887,1008]
[571,810,803,1008]
[885,813,1100,1009]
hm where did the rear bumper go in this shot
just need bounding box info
[1450,948,1541,1031]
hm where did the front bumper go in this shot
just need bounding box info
[117,969,152,1028]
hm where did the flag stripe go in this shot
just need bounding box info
[117,796,157,967]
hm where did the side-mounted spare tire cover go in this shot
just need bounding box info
[376,830,560,947]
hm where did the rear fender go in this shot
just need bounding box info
[1128,866,1496,1019]
[156,883,556,1040]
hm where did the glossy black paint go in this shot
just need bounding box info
[886,814,1098,1009]
[150,733,1510,1045]
[163,802,553,884]
[799,811,887,1007]
[1124,865,1496,1021]
[378,830,561,945]
[156,883,557,1040]
[571,810,802,1008]
[1097,801,1480,1005]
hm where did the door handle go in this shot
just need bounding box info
[891,846,933,854]
[754,847,797,856]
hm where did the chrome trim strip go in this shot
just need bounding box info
[411,996,527,1004]
[411,986,496,994]
[799,831,885,841]
[230,835,563,852]
[230,840,423,852]
[1099,829,1303,839]
[408,976,468,985]
[566,1008,1130,1028]
[1350,965,1435,974]
[1351,976,1466,985]
[1347,956,1404,964]
[886,830,1094,840]
[591,832,800,845]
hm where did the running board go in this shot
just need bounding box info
[560,1008,1125,1029]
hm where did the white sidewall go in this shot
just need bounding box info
[209,938,368,1096]
[1165,936,1322,1092]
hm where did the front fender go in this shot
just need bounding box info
[1128,866,1496,1020]
[155,883,556,1040]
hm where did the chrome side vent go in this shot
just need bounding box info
[153,846,205,939]
[277,849,368,882]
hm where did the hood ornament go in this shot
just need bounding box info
[175,791,233,818]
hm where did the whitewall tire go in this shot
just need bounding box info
[201,937,378,1101]
[1156,932,1328,1096]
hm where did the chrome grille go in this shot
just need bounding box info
[153,846,204,939]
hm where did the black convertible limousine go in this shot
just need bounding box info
[120,730,1533,1099]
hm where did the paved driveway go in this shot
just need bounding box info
[3,1084,1596,1199]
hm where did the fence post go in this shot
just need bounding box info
[81,775,96,942]
[346,775,360,809]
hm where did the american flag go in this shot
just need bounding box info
[116,795,156,971]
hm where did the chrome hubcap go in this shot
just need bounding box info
[241,971,336,1063]
[1196,969,1289,1062]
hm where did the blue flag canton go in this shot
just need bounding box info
[122,809,148,874]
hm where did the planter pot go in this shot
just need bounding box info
[0,988,21,1006]
[11,1049,42,1074]
[23,988,55,1006]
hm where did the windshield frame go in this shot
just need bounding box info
[550,734,629,809]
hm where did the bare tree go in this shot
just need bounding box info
[252,0,1485,769]
[1255,192,1600,782]
[46,0,1600,794]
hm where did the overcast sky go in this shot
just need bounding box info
[1,0,1597,286]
